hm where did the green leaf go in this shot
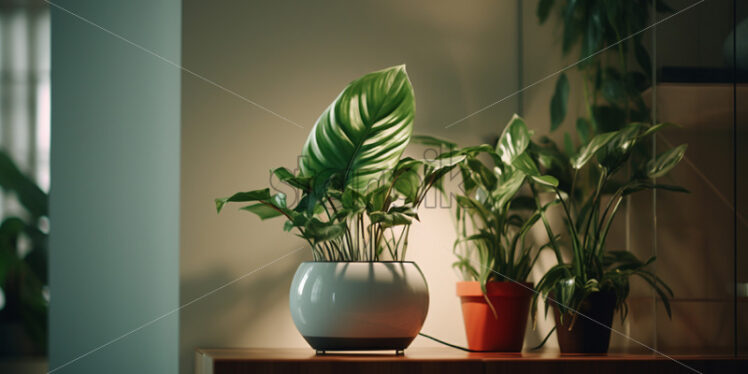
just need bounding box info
[531,175,559,187]
[271,167,294,182]
[394,157,423,175]
[283,220,295,232]
[466,158,497,191]
[304,218,345,242]
[537,0,555,23]
[272,167,311,190]
[389,205,418,218]
[366,185,390,211]
[240,193,288,220]
[596,123,642,172]
[563,132,574,156]
[394,169,420,203]
[601,74,626,105]
[647,144,687,179]
[493,170,526,210]
[581,3,603,61]
[554,277,577,315]
[240,193,287,220]
[604,0,621,35]
[215,188,272,213]
[639,122,676,138]
[511,153,540,176]
[561,0,581,54]
[635,271,673,318]
[241,203,282,220]
[550,74,570,131]
[459,144,496,157]
[341,187,366,212]
[576,118,591,144]
[369,210,412,228]
[422,153,466,189]
[528,140,569,177]
[299,65,415,191]
[455,195,492,227]
[496,114,533,164]
[571,132,617,169]
[306,169,338,214]
[411,135,456,149]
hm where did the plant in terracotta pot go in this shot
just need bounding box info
[215,65,463,353]
[449,115,559,352]
[530,122,687,353]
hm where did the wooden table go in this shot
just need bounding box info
[195,348,746,374]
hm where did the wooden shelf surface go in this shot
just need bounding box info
[196,347,746,374]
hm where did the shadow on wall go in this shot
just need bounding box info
[180,250,305,370]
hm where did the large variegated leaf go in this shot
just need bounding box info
[299,65,415,191]
[496,114,533,165]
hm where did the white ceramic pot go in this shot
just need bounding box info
[289,261,429,352]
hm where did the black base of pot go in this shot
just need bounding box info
[303,336,415,351]
[553,290,617,354]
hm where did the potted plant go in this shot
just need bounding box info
[530,122,687,353]
[215,65,462,353]
[448,115,559,352]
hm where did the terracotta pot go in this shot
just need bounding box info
[552,290,617,354]
[457,281,533,352]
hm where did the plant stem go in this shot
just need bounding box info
[530,184,565,267]
[581,167,607,260]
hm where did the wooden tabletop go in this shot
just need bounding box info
[195,347,746,374]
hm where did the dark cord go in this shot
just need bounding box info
[417,332,481,352]
[418,326,557,353]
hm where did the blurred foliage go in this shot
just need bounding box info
[0,150,48,354]
[530,0,686,328]
[539,0,673,139]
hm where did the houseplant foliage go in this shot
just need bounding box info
[216,65,463,261]
[0,151,48,355]
[530,122,687,351]
[215,65,457,352]
[448,114,560,351]
[452,115,559,290]
[533,1,687,352]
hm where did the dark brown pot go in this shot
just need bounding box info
[552,290,617,354]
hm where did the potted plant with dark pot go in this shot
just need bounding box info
[449,115,559,352]
[530,122,687,353]
[215,65,463,353]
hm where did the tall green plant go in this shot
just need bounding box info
[451,115,560,291]
[531,122,687,325]
[216,66,462,261]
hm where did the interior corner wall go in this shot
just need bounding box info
[49,1,181,373]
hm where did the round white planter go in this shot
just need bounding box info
[289,261,429,352]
